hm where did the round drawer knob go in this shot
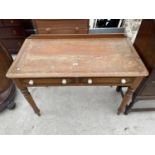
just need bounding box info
[88,79,93,84]
[62,79,67,85]
[29,80,34,85]
[10,20,14,23]
[75,27,79,31]
[16,67,20,71]
[121,79,126,84]
[46,27,51,32]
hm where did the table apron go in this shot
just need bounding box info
[16,77,137,87]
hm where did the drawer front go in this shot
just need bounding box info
[79,77,134,86]
[37,27,88,34]
[34,19,89,29]
[0,27,25,38]
[2,19,23,26]
[1,39,24,50]
[21,77,134,87]
[21,78,76,86]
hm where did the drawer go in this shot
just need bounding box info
[1,39,24,50]
[79,77,134,86]
[37,27,88,34]
[21,77,134,86]
[34,19,89,29]
[21,78,76,86]
[2,19,23,26]
[0,27,26,38]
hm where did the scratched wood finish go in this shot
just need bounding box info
[6,34,148,79]
[6,34,149,115]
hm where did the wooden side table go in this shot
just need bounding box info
[6,34,148,116]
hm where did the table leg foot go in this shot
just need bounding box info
[124,106,129,115]
[117,87,134,114]
[20,87,41,115]
[117,77,144,115]
[124,104,132,115]
[35,110,41,116]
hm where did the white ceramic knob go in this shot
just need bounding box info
[75,27,79,31]
[46,27,51,32]
[16,67,20,71]
[29,80,34,85]
[121,79,126,84]
[88,79,93,84]
[62,79,67,85]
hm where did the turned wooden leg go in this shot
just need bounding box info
[14,79,41,116]
[20,87,41,116]
[117,77,144,115]
[117,87,134,114]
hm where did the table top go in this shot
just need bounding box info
[7,34,148,78]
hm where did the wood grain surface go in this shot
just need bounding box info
[6,34,148,78]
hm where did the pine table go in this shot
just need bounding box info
[6,34,148,116]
